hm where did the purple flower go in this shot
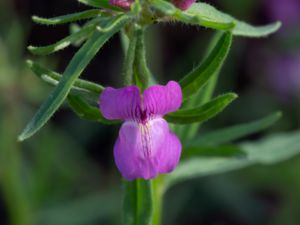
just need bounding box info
[99,81,182,180]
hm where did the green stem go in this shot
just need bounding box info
[121,24,160,225]
[134,27,152,90]
[120,29,130,54]
[152,177,164,225]
[123,179,153,225]
[0,105,32,225]
[123,28,138,86]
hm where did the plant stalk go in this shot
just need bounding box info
[0,103,32,225]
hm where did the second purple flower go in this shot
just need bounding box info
[99,81,182,180]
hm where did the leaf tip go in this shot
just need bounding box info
[228,92,238,100]
[27,45,35,52]
[266,21,282,35]
[32,15,40,22]
[17,133,26,142]
[26,59,33,67]
[221,92,238,105]
[274,21,282,29]
[274,111,283,119]
[18,123,35,142]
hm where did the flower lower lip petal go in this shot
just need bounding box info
[113,118,182,180]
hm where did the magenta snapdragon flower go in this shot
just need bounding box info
[99,81,182,180]
[109,0,195,10]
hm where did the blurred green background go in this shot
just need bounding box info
[0,0,300,224]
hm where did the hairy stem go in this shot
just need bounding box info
[123,28,138,86]
[121,25,159,225]
[134,27,152,90]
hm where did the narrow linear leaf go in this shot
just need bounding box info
[174,32,225,141]
[19,15,130,141]
[165,157,251,188]
[27,60,103,102]
[241,130,300,164]
[166,130,300,188]
[179,32,232,100]
[189,112,282,147]
[70,23,81,34]
[187,3,281,37]
[165,93,237,124]
[78,0,121,11]
[67,95,119,124]
[71,16,114,47]
[28,24,96,55]
[232,21,281,37]
[123,180,153,225]
[182,145,245,159]
[69,24,86,47]
[151,0,235,31]
[32,9,102,25]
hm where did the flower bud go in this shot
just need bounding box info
[172,0,195,10]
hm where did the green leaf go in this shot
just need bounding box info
[151,0,235,31]
[151,0,281,37]
[179,32,232,100]
[165,93,237,124]
[78,0,121,10]
[120,29,130,54]
[189,112,282,147]
[166,130,300,188]
[18,15,130,141]
[123,29,138,85]
[165,157,251,188]
[123,180,153,225]
[67,95,119,124]
[187,3,281,37]
[70,23,81,34]
[32,9,102,25]
[69,24,87,47]
[26,60,103,103]
[28,24,96,55]
[181,145,245,159]
[174,32,225,141]
[241,131,300,164]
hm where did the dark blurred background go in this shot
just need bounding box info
[0,0,300,224]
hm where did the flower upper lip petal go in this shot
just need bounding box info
[99,81,182,122]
